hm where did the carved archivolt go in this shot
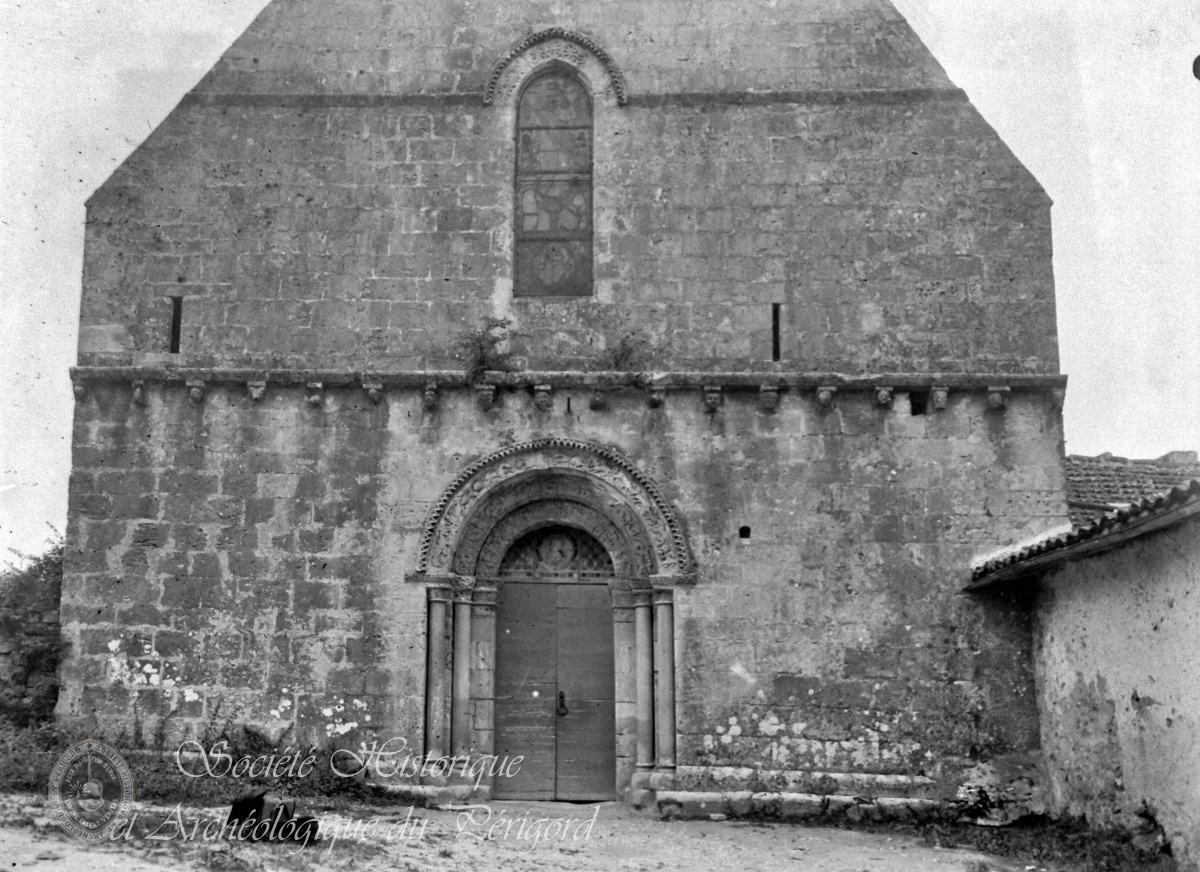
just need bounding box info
[472,500,638,579]
[418,438,691,577]
[484,28,628,107]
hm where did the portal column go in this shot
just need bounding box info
[653,587,676,770]
[470,582,498,761]
[451,578,475,757]
[634,588,655,769]
[424,584,451,760]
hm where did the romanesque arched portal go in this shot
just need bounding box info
[409,439,693,799]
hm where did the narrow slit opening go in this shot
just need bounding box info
[771,303,781,362]
[169,297,183,354]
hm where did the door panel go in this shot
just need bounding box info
[556,583,616,800]
[492,528,617,801]
[555,696,616,800]
[494,582,556,799]
[556,584,615,699]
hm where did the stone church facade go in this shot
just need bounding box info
[62,0,1068,809]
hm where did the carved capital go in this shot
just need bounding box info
[426,585,453,605]
[472,584,498,609]
[702,385,722,413]
[533,384,553,413]
[986,386,1011,412]
[186,379,206,404]
[931,386,949,411]
[632,589,654,608]
[423,383,439,411]
[874,386,893,408]
[476,383,496,411]
[451,575,477,602]
[816,386,837,410]
[759,385,779,413]
[362,381,384,404]
[648,387,666,409]
[306,382,324,408]
[131,380,147,406]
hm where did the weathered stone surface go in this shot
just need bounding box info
[61,0,1066,812]
[1034,515,1200,865]
[77,0,1054,377]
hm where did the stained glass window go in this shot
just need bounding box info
[514,71,593,297]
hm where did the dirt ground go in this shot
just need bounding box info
[0,791,1067,872]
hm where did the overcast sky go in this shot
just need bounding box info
[2,0,1198,559]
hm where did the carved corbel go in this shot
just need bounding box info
[589,390,608,412]
[648,387,666,409]
[186,379,206,404]
[702,385,722,413]
[306,382,324,408]
[247,380,267,402]
[476,383,496,411]
[422,383,439,411]
[874,386,894,408]
[816,386,837,410]
[931,386,949,411]
[362,381,384,404]
[72,383,88,402]
[986,386,1011,412]
[759,385,779,413]
[533,384,553,413]
[131,380,147,406]
[1050,387,1066,410]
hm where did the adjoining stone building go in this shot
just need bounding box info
[971,457,1200,865]
[62,0,1069,809]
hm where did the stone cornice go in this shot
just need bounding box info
[69,367,1067,392]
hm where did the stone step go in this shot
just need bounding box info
[651,790,947,824]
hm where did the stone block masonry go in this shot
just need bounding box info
[60,377,1063,799]
[78,1,1055,378]
[64,0,1068,810]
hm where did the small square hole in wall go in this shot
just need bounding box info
[738,525,751,540]
[910,390,929,416]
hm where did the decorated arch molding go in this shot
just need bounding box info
[417,438,692,578]
[484,28,629,107]
[472,499,638,579]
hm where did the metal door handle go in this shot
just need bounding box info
[557,691,568,716]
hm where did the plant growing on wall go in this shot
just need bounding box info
[456,317,513,384]
[602,330,653,372]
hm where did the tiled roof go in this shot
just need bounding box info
[969,479,1200,588]
[1066,451,1200,526]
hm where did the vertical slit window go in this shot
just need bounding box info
[169,296,183,353]
[514,71,593,297]
[771,303,781,361]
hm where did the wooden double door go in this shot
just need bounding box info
[492,528,616,800]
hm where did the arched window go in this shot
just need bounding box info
[514,70,593,297]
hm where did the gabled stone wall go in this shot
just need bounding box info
[63,0,1068,809]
